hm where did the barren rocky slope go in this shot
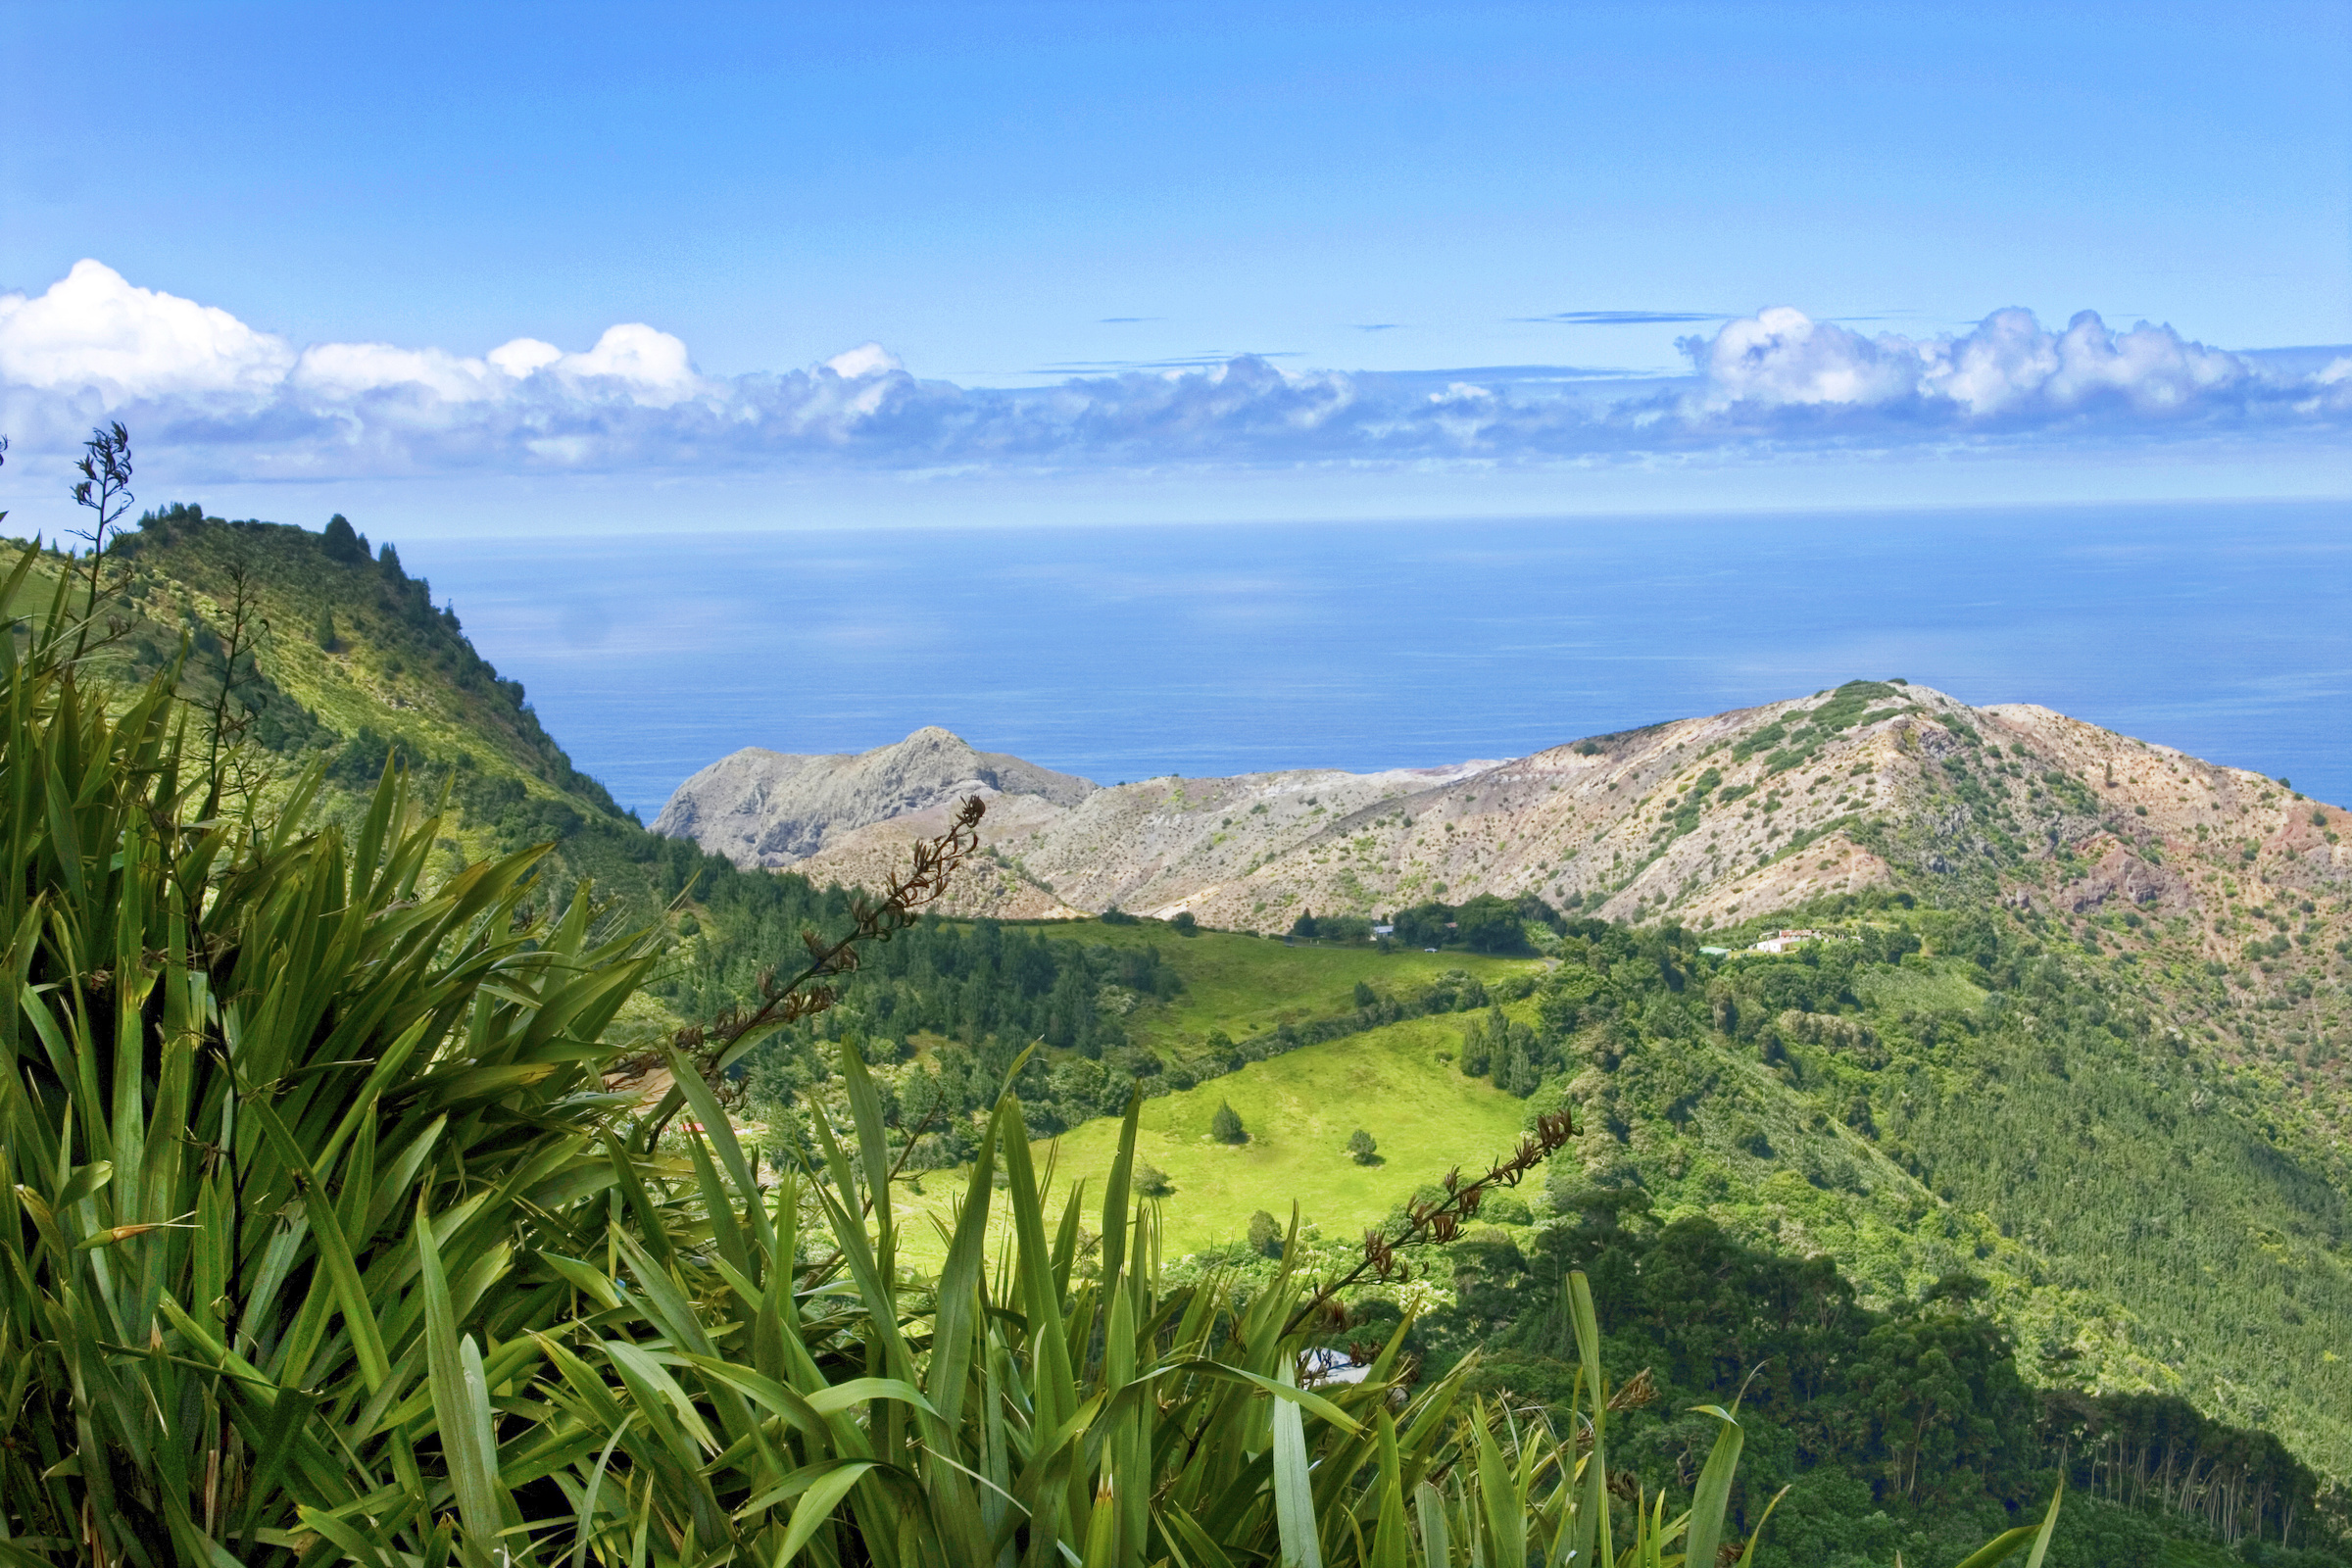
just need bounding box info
[650,726,1094,868]
[662,684,2348,952]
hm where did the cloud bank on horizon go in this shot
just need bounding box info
[2,260,2345,481]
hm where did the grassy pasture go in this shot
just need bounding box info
[1851,956,1988,1013]
[1004,916,1542,1054]
[901,1006,1533,1258]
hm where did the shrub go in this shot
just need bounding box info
[1348,1128,1379,1164]
[1211,1099,1248,1143]
[1479,1191,1534,1225]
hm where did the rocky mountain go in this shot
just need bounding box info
[662,682,2348,950]
[650,727,1096,868]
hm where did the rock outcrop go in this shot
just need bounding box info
[649,726,1095,868]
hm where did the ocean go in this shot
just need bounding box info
[404,500,2352,818]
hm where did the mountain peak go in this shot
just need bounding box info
[651,728,1095,868]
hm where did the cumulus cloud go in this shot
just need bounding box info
[0,260,2343,480]
[0,259,293,398]
[1685,305,2265,419]
[824,342,903,379]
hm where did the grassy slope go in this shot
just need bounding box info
[887,922,1544,1259]
[901,1009,1534,1260]
[78,521,612,834]
[12,520,714,1036]
[1022,918,1540,1053]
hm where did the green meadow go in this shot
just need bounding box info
[902,1006,1533,1257]
[1013,916,1541,1053]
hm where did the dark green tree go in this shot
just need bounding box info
[1135,1162,1175,1197]
[1210,1100,1247,1144]
[1455,893,1533,955]
[1246,1208,1283,1257]
[1500,1037,1541,1098]
[1347,1128,1378,1164]
[313,607,339,651]
[378,540,405,579]
[321,513,368,563]
[1290,908,1319,939]
[1458,1012,1493,1077]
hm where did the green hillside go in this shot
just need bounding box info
[873,907,2352,1553]
[8,509,847,1043]
[901,1007,1534,1258]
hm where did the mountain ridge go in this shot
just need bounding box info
[655,685,2347,954]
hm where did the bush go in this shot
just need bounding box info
[1211,1099,1247,1144]
[1347,1128,1379,1164]
[1247,1207,1284,1257]
[1169,910,1199,934]
[1136,1161,1175,1197]
[1478,1191,1533,1225]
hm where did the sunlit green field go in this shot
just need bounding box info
[1003,916,1541,1055]
[899,1006,1534,1259]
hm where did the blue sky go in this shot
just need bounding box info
[1,0,2347,528]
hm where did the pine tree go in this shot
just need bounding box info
[1502,1040,1540,1098]
[313,607,339,651]
[1210,1100,1246,1144]
[1246,1208,1282,1257]
[1347,1128,1378,1164]
[1459,1014,1492,1077]
[320,514,369,564]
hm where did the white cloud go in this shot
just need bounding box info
[0,259,293,398]
[292,341,507,403]
[556,323,700,404]
[1690,307,1917,409]
[824,342,904,379]
[1683,305,2271,420]
[488,337,564,378]
[0,261,2343,481]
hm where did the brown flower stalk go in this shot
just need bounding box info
[1284,1105,1579,1337]
[624,796,986,1145]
